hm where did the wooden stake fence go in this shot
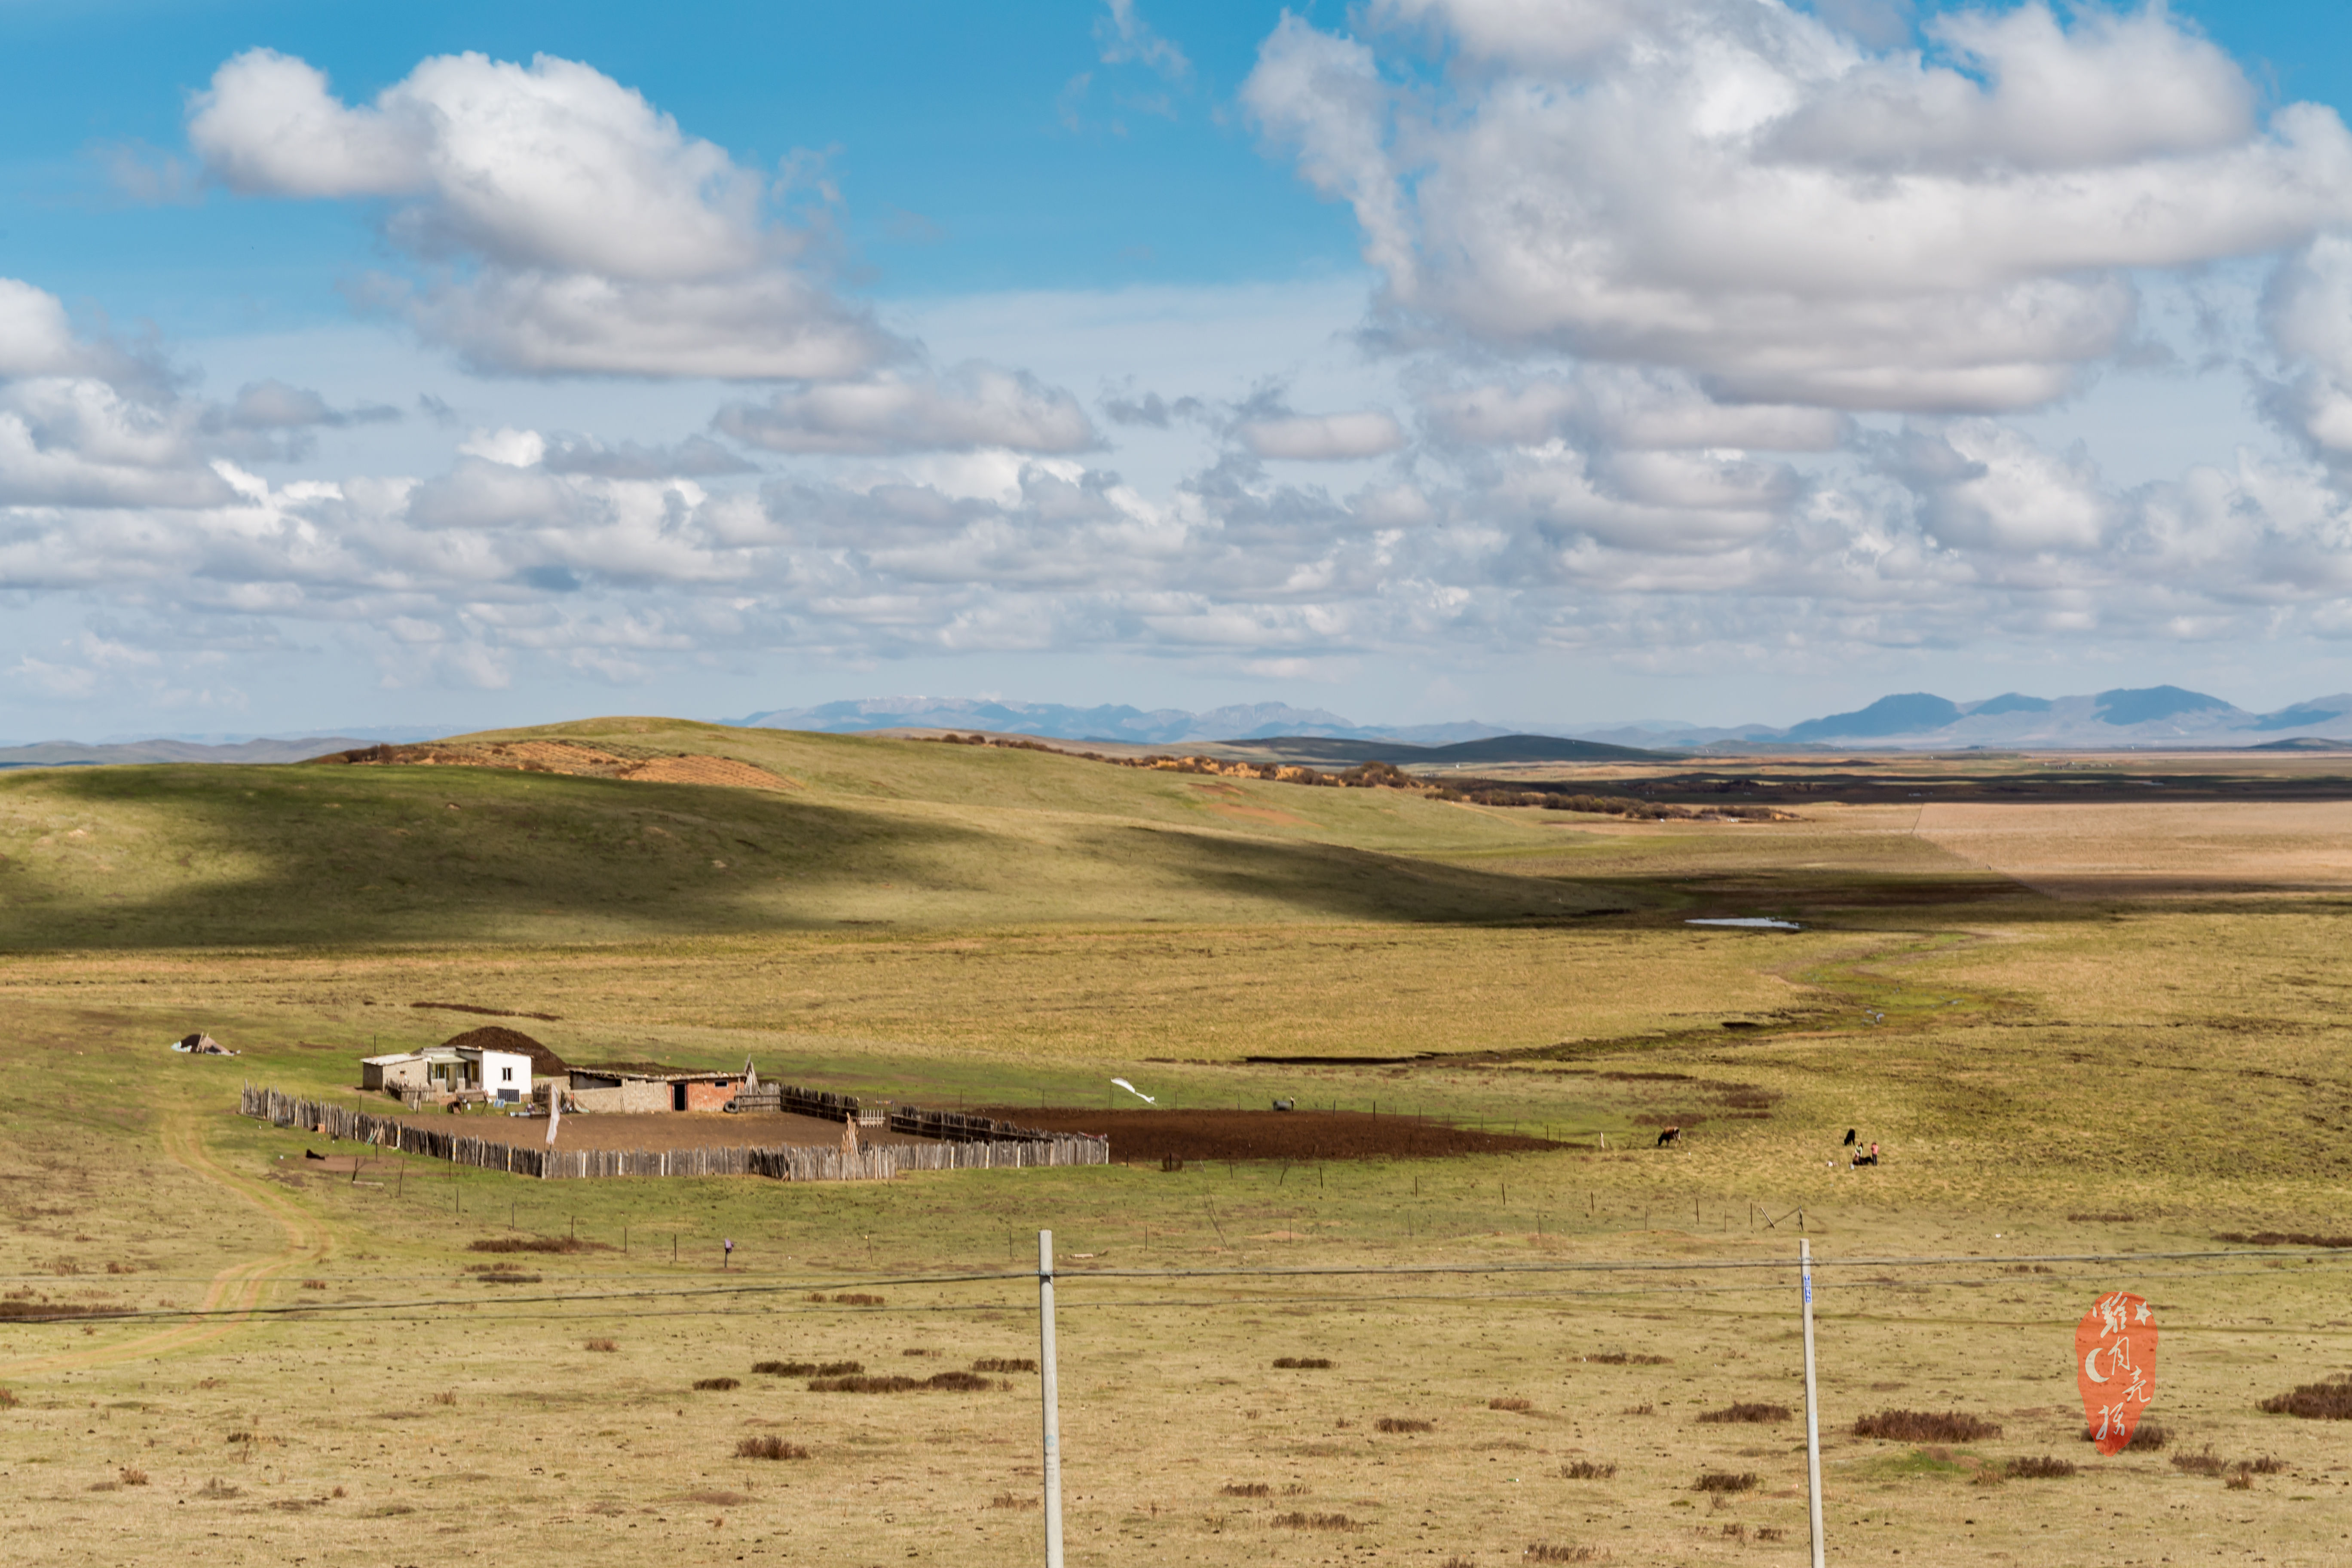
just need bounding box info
[239,1084,1109,1182]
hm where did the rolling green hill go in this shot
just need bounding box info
[0,718,1632,949]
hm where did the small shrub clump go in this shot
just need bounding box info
[693,1377,741,1392]
[470,1236,605,1254]
[1273,1357,1333,1369]
[583,1338,617,1353]
[1525,1545,1605,1562]
[734,1436,808,1461]
[808,1292,885,1306]
[1490,1396,1534,1412]
[808,1370,1000,1393]
[2258,1372,2352,1419]
[2215,1231,2352,1249]
[2006,1456,2077,1480]
[1271,1511,1360,1531]
[2174,1448,2286,1479]
[1852,1409,2001,1442]
[1693,1471,1759,1494]
[118,1467,149,1486]
[1561,1461,1617,1480]
[1586,1352,1669,1366]
[989,1492,1040,1510]
[2083,1419,2166,1450]
[1697,1402,1790,1425]
[1375,1417,1434,1433]
[1219,1482,1271,1498]
[755,1359,859,1376]
[972,1358,1038,1374]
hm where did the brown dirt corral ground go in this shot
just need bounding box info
[973,1106,1561,1161]
[379,1109,936,1152]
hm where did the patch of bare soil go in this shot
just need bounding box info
[309,739,797,791]
[972,1107,1560,1161]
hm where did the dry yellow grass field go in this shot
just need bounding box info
[3,733,2351,1565]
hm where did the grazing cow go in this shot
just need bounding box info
[1842,1128,1857,1146]
[1656,1126,1681,1148]
[1272,1098,1296,1112]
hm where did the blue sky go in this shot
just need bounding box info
[9,0,2352,739]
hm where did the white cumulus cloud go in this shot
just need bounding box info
[187,49,894,380]
[1247,1,2352,413]
[715,364,1101,455]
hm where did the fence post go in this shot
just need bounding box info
[1039,1229,1064,1568]
[1800,1238,1825,1568]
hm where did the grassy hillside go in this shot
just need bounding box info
[0,721,1647,949]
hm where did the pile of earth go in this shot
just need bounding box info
[309,738,794,791]
[439,1024,569,1076]
[974,1107,1562,1162]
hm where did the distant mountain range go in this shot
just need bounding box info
[1570,686,2352,751]
[727,698,1515,747]
[0,735,417,769]
[10,684,2349,771]
[732,686,2352,755]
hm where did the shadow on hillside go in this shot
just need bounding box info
[0,765,992,951]
[1088,824,1644,924]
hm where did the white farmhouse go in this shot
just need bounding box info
[473,1047,532,1106]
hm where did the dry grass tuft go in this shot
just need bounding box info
[1374,1417,1434,1433]
[1586,1352,1669,1366]
[1852,1409,2001,1442]
[693,1377,742,1392]
[584,1338,617,1352]
[2173,1448,2285,1478]
[469,1236,607,1253]
[809,1292,884,1306]
[196,1478,241,1499]
[2226,1472,2254,1490]
[807,1370,999,1393]
[1697,1402,1789,1424]
[1621,1403,1654,1417]
[754,1359,859,1376]
[0,1387,15,1409]
[1525,1544,1606,1562]
[1561,1460,1617,1480]
[2083,1418,2166,1450]
[2005,1455,2077,1479]
[1273,1356,1333,1369]
[1756,1528,1786,1542]
[1219,1482,1271,1498]
[429,1390,457,1406]
[299,1280,326,1291]
[972,1357,1037,1373]
[2067,1213,2135,1223]
[684,1488,750,1504]
[2258,1372,2352,1418]
[989,1492,1040,1510]
[1490,1396,1533,1412]
[1693,1471,1758,1494]
[734,1436,808,1461]
[119,1467,148,1486]
[2215,1231,2352,1249]
[1271,1511,1360,1531]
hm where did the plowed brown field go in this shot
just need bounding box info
[974,1106,1560,1161]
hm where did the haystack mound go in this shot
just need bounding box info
[441,1025,569,1077]
[309,738,797,791]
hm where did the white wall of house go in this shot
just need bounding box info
[478,1049,532,1104]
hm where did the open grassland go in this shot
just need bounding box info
[2,726,2352,1565]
